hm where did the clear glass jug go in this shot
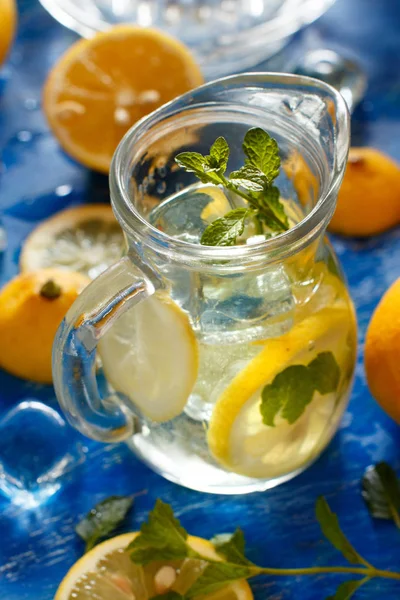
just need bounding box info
[53,73,356,494]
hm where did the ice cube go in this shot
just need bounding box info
[0,400,85,508]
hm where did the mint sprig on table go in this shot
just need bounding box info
[175,128,289,246]
[127,498,400,600]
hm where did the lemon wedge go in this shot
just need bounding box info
[55,532,253,600]
[98,292,198,423]
[208,303,355,478]
[20,204,125,279]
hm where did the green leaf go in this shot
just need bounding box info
[308,351,341,395]
[200,208,251,246]
[326,578,369,600]
[150,593,185,600]
[186,562,255,598]
[76,496,133,553]
[229,165,268,192]
[242,128,280,183]
[207,136,230,172]
[128,499,197,565]
[361,462,400,526]
[316,497,366,566]
[175,151,222,185]
[260,364,314,426]
[258,186,289,231]
[260,351,341,426]
[212,529,252,565]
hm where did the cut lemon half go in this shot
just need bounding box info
[208,304,355,478]
[20,204,125,279]
[55,532,252,600]
[43,25,204,173]
[98,292,198,422]
[0,0,16,66]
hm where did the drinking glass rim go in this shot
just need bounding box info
[110,72,349,265]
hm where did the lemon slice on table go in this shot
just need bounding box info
[55,532,253,600]
[20,204,125,279]
[208,303,355,479]
[43,25,204,173]
[98,293,199,423]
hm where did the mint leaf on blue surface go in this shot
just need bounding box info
[76,495,133,553]
[362,462,400,527]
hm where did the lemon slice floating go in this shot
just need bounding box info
[55,532,253,600]
[99,293,198,423]
[20,204,125,279]
[208,303,355,479]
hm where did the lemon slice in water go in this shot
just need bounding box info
[208,303,355,479]
[98,293,199,423]
[55,533,253,600]
[20,204,125,279]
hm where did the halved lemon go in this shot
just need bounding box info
[208,303,355,478]
[98,292,199,422]
[20,204,125,279]
[55,532,253,600]
[0,0,16,66]
[43,25,204,173]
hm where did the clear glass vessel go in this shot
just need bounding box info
[38,0,336,78]
[53,73,357,494]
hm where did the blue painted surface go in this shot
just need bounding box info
[0,0,400,598]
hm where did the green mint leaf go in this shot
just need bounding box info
[361,462,400,526]
[175,152,222,185]
[260,351,341,426]
[242,127,280,183]
[308,351,341,395]
[258,186,289,231]
[212,529,252,565]
[128,499,196,564]
[150,593,185,600]
[316,497,366,566]
[186,562,255,598]
[326,578,369,600]
[229,165,268,192]
[260,364,314,426]
[76,496,133,553]
[200,208,251,246]
[207,136,230,172]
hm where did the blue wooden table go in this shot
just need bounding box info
[1,1,400,598]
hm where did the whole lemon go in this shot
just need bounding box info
[365,278,400,422]
[329,147,400,237]
[0,268,89,383]
[0,0,16,65]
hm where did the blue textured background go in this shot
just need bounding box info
[0,0,400,598]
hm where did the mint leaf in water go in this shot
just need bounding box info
[76,496,133,553]
[207,136,230,172]
[309,351,341,394]
[261,365,314,426]
[128,499,197,564]
[362,462,400,527]
[242,127,280,184]
[212,529,252,565]
[316,497,367,566]
[200,208,252,246]
[260,351,341,426]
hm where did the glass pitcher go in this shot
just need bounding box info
[53,73,356,495]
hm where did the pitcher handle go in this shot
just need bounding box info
[52,256,155,443]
